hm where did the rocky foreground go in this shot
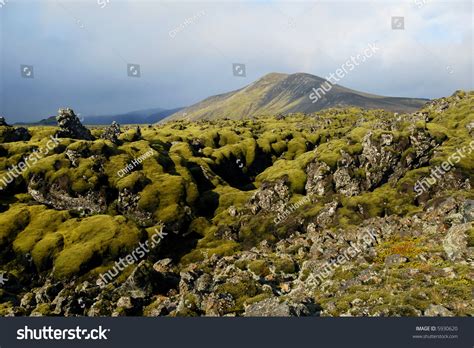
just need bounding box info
[0,91,472,316]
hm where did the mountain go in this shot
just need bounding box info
[24,107,183,126]
[84,107,184,125]
[167,72,430,121]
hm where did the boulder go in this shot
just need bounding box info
[442,224,469,261]
[101,121,121,144]
[424,304,453,317]
[0,116,31,142]
[245,297,291,316]
[56,108,94,140]
[0,116,9,126]
[461,200,474,222]
[247,177,290,214]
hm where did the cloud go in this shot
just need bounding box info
[1,0,472,122]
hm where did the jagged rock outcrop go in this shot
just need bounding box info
[101,121,121,144]
[247,178,290,214]
[28,174,107,216]
[424,304,453,317]
[467,121,474,135]
[462,200,474,222]
[117,188,154,226]
[56,108,94,140]
[243,292,320,316]
[442,223,469,261]
[305,160,333,196]
[306,129,436,197]
[0,116,31,142]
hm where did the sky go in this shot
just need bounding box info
[0,0,472,122]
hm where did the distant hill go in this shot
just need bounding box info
[167,72,430,121]
[84,107,184,125]
[23,107,184,126]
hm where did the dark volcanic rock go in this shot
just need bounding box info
[101,121,122,144]
[0,116,31,142]
[117,188,154,226]
[11,127,31,142]
[247,177,290,214]
[56,108,94,140]
[28,174,107,216]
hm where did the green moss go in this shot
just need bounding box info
[235,259,249,270]
[286,138,307,159]
[116,171,149,191]
[180,240,239,265]
[206,240,240,257]
[348,127,369,143]
[216,278,260,312]
[273,257,296,274]
[51,215,142,279]
[0,204,30,249]
[238,217,276,248]
[32,232,65,271]
[271,140,287,155]
[248,260,270,277]
[315,139,346,169]
[187,217,212,236]
[256,160,307,193]
[13,207,70,254]
[33,303,52,316]
[213,186,252,216]
[467,227,474,248]
[341,184,418,224]
[243,293,272,306]
[217,130,240,146]
[426,123,448,143]
[0,302,14,316]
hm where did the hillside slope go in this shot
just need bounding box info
[168,73,430,121]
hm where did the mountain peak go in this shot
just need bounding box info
[168,72,430,121]
[257,72,325,84]
[259,72,289,80]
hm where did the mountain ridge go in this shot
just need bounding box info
[167,72,430,121]
[16,107,183,126]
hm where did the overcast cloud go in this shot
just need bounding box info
[0,0,472,122]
